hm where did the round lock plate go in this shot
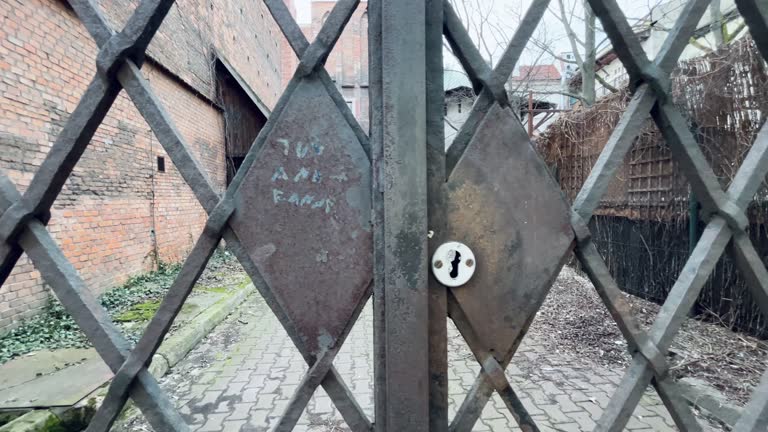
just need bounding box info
[432,241,476,287]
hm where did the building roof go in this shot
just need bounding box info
[444,69,472,92]
[511,65,561,82]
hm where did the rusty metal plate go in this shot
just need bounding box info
[230,77,372,355]
[446,104,574,356]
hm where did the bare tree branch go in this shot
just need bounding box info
[595,73,619,93]
[710,0,724,48]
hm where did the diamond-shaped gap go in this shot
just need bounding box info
[442,0,582,148]
[46,83,205,317]
[275,0,369,131]
[109,247,307,431]
[525,263,671,428]
[328,295,374,423]
[93,0,205,86]
[442,33,475,151]
[447,315,562,431]
[684,244,768,405]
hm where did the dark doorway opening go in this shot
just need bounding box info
[215,59,269,184]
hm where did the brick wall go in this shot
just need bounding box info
[281,1,369,131]
[0,0,283,333]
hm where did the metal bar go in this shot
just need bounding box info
[84,200,234,432]
[734,366,768,431]
[528,90,533,137]
[426,0,448,429]
[573,238,666,373]
[125,59,374,432]
[595,218,732,432]
[118,62,221,210]
[724,122,768,210]
[0,174,187,431]
[294,0,360,76]
[442,0,490,93]
[94,0,176,75]
[0,0,187,286]
[26,0,172,217]
[585,0,650,81]
[522,109,573,113]
[652,0,712,72]
[448,296,540,432]
[735,0,768,63]
[651,103,741,223]
[570,86,654,220]
[263,0,310,54]
[654,377,703,432]
[263,0,370,158]
[730,234,768,323]
[0,1,188,429]
[275,349,339,432]
[444,0,550,177]
[726,126,768,316]
[481,357,539,432]
[67,0,113,45]
[378,0,430,429]
[368,0,386,429]
[489,0,551,85]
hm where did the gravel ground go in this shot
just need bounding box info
[532,265,768,405]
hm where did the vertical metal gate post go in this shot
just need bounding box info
[371,0,431,430]
[426,0,449,430]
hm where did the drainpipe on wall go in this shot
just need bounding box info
[148,130,160,270]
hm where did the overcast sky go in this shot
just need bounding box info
[291,0,682,70]
[295,0,312,23]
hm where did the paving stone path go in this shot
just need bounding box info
[117,286,719,431]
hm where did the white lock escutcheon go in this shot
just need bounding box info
[432,241,476,287]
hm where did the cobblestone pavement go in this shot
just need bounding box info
[117,285,719,432]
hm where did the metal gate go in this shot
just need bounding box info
[0,0,767,430]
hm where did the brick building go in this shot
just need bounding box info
[0,0,284,333]
[282,0,369,130]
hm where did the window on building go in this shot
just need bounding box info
[157,156,165,173]
[458,102,462,113]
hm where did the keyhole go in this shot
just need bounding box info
[449,251,462,279]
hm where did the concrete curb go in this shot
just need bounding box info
[0,411,54,432]
[150,283,254,378]
[0,283,255,432]
[677,377,743,427]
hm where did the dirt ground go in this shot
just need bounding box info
[532,265,768,405]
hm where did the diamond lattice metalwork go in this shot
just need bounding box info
[0,0,373,430]
[2,0,768,430]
